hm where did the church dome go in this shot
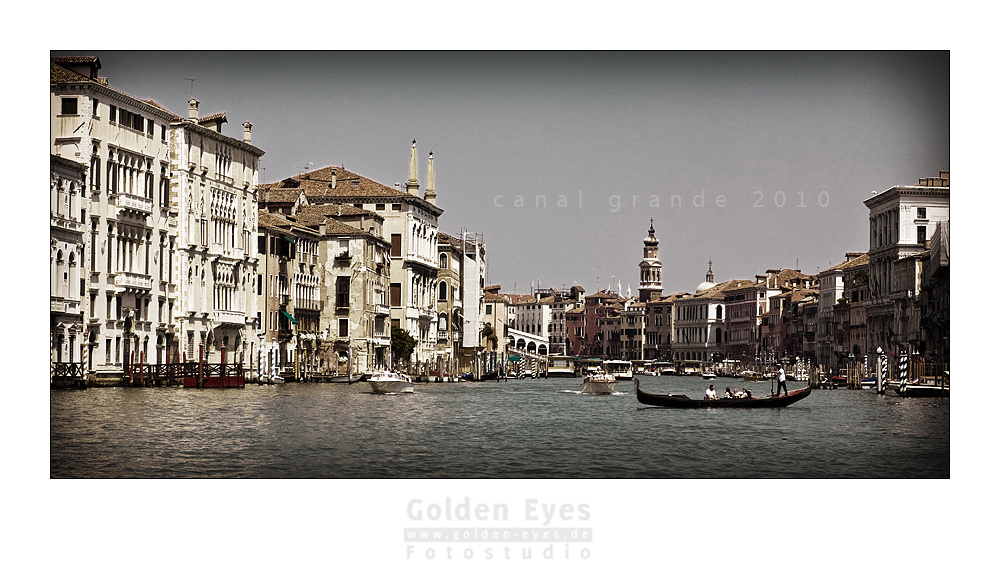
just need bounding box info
[696,258,716,293]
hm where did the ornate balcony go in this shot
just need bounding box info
[51,296,81,315]
[115,192,153,215]
[214,310,245,325]
[115,272,152,291]
[50,214,85,234]
[374,304,390,317]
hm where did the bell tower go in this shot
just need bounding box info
[638,218,663,302]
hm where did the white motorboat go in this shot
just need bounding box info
[580,372,617,394]
[604,360,633,381]
[368,370,414,394]
[702,371,717,380]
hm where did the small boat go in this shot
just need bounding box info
[580,372,617,394]
[546,355,576,378]
[741,371,765,382]
[368,370,414,394]
[635,378,811,408]
[702,371,717,380]
[604,360,633,381]
[859,375,876,389]
[896,377,949,398]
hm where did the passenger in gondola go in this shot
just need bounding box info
[705,384,719,400]
[743,388,752,399]
[723,387,733,398]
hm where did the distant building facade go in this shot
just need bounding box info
[864,170,949,359]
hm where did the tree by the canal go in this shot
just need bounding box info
[390,326,417,369]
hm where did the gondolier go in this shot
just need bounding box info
[776,366,788,396]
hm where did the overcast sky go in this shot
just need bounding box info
[54,50,948,295]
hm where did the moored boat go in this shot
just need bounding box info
[580,372,617,394]
[368,370,414,394]
[546,355,576,378]
[702,371,717,380]
[634,378,811,408]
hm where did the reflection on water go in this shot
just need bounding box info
[50,375,948,478]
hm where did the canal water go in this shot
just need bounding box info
[50,374,948,478]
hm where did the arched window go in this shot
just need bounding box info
[439,253,448,269]
[716,305,723,319]
[439,280,448,301]
[715,327,723,344]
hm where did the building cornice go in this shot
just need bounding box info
[173,119,266,158]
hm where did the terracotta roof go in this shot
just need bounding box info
[505,294,537,305]
[821,253,869,274]
[586,290,621,300]
[51,59,177,114]
[51,55,101,65]
[772,288,819,300]
[258,210,293,229]
[259,188,304,204]
[295,202,381,220]
[199,111,227,124]
[485,292,510,303]
[51,60,95,84]
[682,279,753,300]
[264,165,413,201]
[843,253,869,269]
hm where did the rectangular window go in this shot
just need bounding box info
[339,318,349,337]
[390,234,401,257]
[257,274,263,296]
[392,203,402,212]
[108,105,117,123]
[61,97,78,115]
[917,207,927,219]
[917,225,927,245]
[336,276,350,308]
[390,283,401,307]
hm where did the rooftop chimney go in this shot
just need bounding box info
[242,121,253,144]
[188,98,199,121]
[331,169,337,189]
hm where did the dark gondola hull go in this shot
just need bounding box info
[634,378,811,408]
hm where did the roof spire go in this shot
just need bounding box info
[425,151,436,205]
[406,140,419,196]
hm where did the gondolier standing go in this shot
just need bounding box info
[776,366,788,396]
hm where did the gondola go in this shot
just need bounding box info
[634,378,811,408]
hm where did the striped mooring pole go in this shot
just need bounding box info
[899,352,909,385]
[878,349,888,394]
[82,332,89,378]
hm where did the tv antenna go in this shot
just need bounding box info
[183,78,196,95]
